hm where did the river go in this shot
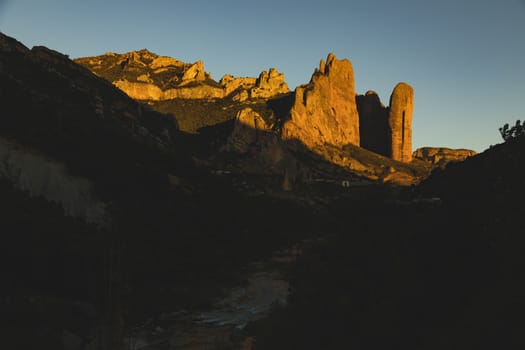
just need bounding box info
[125,242,309,350]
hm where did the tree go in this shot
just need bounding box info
[499,120,525,141]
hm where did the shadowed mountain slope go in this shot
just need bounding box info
[0,32,182,209]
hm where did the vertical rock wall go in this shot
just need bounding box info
[388,82,414,162]
[282,53,360,150]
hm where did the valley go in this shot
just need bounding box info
[1,31,523,350]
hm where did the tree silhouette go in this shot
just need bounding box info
[499,120,525,141]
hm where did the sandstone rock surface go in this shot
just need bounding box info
[76,50,221,99]
[76,51,289,102]
[413,147,476,167]
[282,53,360,150]
[150,56,183,69]
[249,68,289,99]
[114,79,225,100]
[220,74,257,96]
[182,60,206,82]
[388,82,414,162]
[224,108,273,153]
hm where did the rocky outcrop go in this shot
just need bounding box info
[224,108,273,153]
[282,53,360,150]
[388,82,414,162]
[150,55,184,69]
[181,60,206,82]
[113,79,225,100]
[249,68,289,99]
[76,50,220,99]
[0,138,110,227]
[224,107,299,189]
[76,51,288,102]
[220,75,257,96]
[357,91,389,157]
[222,68,289,102]
[413,147,476,167]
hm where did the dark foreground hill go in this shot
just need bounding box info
[249,136,525,349]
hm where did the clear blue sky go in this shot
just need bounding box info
[1,0,524,152]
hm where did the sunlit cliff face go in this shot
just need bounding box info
[75,51,289,101]
[388,82,414,163]
[282,53,360,150]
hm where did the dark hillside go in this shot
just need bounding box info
[0,33,184,201]
[250,136,525,349]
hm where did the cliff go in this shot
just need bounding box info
[75,51,289,101]
[413,147,477,167]
[388,83,414,162]
[282,53,360,150]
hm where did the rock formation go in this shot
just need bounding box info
[249,68,289,99]
[388,82,414,162]
[224,107,301,189]
[181,60,206,82]
[113,79,225,100]
[357,91,389,157]
[220,74,257,96]
[282,53,360,150]
[76,51,289,102]
[224,108,273,153]
[0,138,110,227]
[150,55,184,69]
[76,46,423,177]
[413,147,476,167]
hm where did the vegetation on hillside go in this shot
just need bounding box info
[499,119,525,141]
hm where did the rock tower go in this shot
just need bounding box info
[282,53,360,150]
[388,82,414,162]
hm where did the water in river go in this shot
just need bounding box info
[125,243,307,350]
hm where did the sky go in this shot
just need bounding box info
[1,0,524,152]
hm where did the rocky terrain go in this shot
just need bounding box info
[2,31,504,350]
[413,147,477,167]
[78,50,437,186]
[75,50,289,102]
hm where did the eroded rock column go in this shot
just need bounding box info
[388,82,414,162]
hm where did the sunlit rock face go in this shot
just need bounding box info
[413,147,477,167]
[388,82,414,162]
[249,68,289,99]
[113,79,225,100]
[224,68,289,102]
[181,60,206,82]
[76,51,289,102]
[282,53,360,150]
[220,75,257,96]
